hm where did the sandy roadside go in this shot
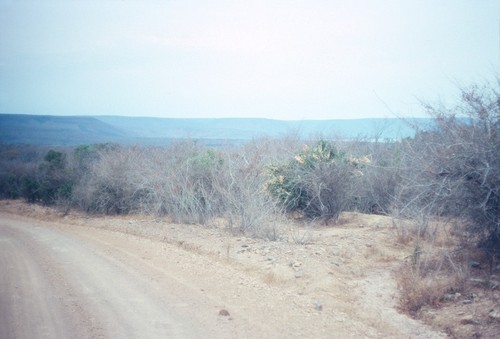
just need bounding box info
[0,201,444,338]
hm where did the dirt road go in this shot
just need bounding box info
[0,215,212,338]
[0,205,444,338]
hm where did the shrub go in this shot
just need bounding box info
[267,140,364,223]
[72,146,148,214]
[21,174,41,203]
[0,145,45,200]
[163,147,226,223]
[14,149,75,206]
[395,79,500,258]
[214,145,282,239]
[347,140,402,214]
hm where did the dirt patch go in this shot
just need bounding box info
[0,200,451,337]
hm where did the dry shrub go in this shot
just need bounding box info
[391,215,439,245]
[392,218,414,245]
[214,146,283,239]
[397,265,447,314]
[288,222,314,244]
[70,140,285,239]
[267,140,361,224]
[397,247,467,315]
[72,146,150,214]
[395,79,500,259]
[394,78,500,317]
[342,139,402,215]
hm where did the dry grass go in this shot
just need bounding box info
[396,261,465,315]
[262,271,286,285]
[392,218,414,245]
[363,243,398,263]
[395,229,474,325]
[392,215,475,319]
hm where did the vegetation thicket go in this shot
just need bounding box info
[395,80,499,254]
[0,79,498,316]
[268,140,365,223]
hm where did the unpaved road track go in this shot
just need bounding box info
[0,214,207,339]
[0,209,444,338]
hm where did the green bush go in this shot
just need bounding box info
[21,175,41,202]
[0,174,21,199]
[267,140,362,222]
[16,149,75,206]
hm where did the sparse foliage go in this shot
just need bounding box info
[393,79,500,320]
[394,79,500,257]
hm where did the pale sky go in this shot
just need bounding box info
[0,0,498,120]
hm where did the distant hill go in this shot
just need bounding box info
[96,116,426,140]
[0,114,131,146]
[0,114,429,146]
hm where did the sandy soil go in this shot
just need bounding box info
[0,200,445,338]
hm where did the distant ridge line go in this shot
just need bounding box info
[0,113,426,146]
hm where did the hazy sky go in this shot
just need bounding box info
[0,1,498,120]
